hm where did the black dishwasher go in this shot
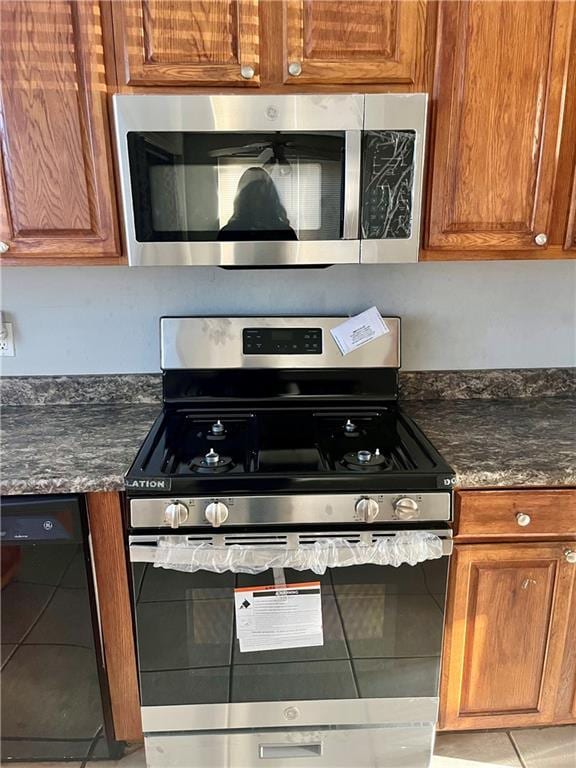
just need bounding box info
[1,494,122,761]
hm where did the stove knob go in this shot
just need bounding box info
[205,501,229,528]
[164,502,189,529]
[393,497,420,520]
[355,497,379,523]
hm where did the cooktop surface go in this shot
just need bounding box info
[126,406,456,495]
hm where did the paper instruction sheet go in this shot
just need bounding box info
[234,582,323,653]
[330,307,390,356]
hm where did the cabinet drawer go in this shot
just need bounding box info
[456,490,576,539]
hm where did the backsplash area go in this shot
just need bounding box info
[1,369,574,406]
[1,260,575,375]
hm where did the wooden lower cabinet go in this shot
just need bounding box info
[440,540,576,730]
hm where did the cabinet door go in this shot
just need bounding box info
[112,1,260,87]
[0,1,119,263]
[555,551,576,723]
[566,175,576,251]
[283,0,427,86]
[440,542,576,730]
[427,0,574,252]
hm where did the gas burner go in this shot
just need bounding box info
[340,448,391,472]
[207,420,226,440]
[343,419,360,438]
[190,448,234,473]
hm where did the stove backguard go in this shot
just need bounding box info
[160,316,401,408]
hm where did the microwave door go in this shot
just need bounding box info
[113,94,363,267]
[360,94,428,264]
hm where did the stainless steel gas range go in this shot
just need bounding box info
[126,316,454,768]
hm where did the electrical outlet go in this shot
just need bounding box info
[0,322,15,356]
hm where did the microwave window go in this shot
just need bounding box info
[127,132,345,243]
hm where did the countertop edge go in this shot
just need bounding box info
[2,472,576,497]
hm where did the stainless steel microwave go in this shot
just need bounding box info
[112,94,427,267]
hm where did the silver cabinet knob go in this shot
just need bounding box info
[288,61,302,77]
[393,496,420,520]
[164,501,189,529]
[354,497,379,523]
[240,65,255,80]
[534,233,548,246]
[516,512,531,527]
[205,501,229,528]
[0,241,10,254]
[564,549,576,564]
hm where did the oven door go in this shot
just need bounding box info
[129,529,451,768]
[113,95,362,267]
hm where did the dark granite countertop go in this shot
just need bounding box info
[0,404,160,495]
[405,396,576,489]
[1,397,574,495]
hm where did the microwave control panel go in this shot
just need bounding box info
[361,130,416,240]
[243,328,322,355]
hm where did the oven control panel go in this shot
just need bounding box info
[243,327,322,355]
[130,493,452,529]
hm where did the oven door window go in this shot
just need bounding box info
[127,132,345,242]
[132,561,447,707]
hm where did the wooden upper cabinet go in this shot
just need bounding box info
[427,0,575,252]
[566,174,576,250]
[112,1,260,86]
[440,542,576,730]
[282,0,427,86]
[0,1,119,263]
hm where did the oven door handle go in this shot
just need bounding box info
[129,531,452,569]
[129,540,453,563]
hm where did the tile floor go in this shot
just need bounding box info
[8,725,575,768]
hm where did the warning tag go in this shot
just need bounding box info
[330,307,390,356]
[234,582,323,653]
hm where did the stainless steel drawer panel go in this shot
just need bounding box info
[141,698,439,732]
[145,725,435,768]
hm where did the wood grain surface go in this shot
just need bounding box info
[86,492,142,743]
[555,568,576,723]
[0,1,120,261]
[440,541,576,730]
[455,489,576,541]
[112,0,260,86]
[283,0,427,86]
[566,172,576,251]
[426,0,575,252]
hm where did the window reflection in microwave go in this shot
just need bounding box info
[133,131,344,242]
[218,167,298,240]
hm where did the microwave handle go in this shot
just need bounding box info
[343,130,362,239]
